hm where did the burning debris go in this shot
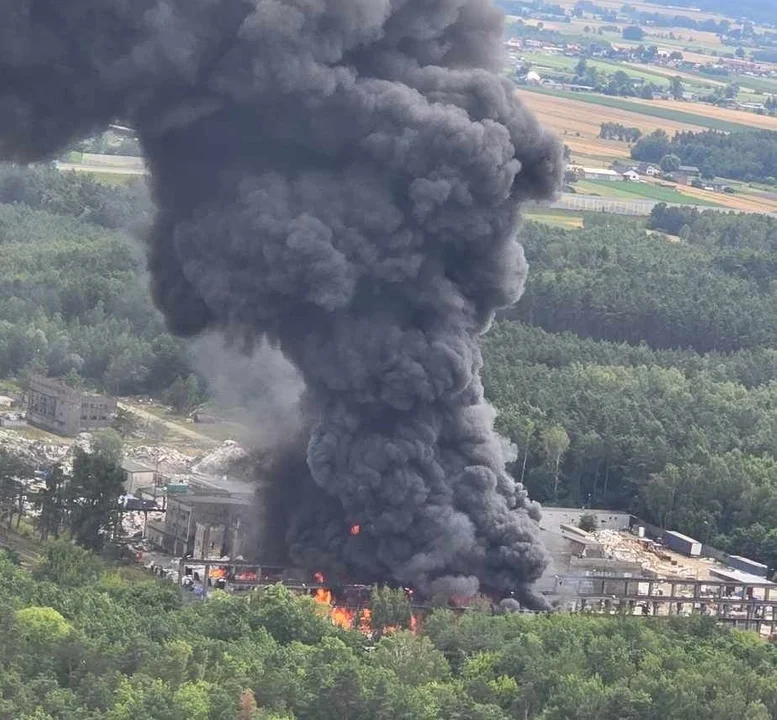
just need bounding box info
[0,0,561,606]
[311,572,416,636]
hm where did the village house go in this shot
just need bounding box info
[674,165,701,185]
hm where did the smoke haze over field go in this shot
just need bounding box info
[0,0,562,605]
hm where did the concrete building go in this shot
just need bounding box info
[150,494,253,558]
[146,473,287,564]
[540,507,632,534]
[121,458,156,495]
[26,375,117,436]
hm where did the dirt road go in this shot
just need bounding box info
[118,401,219,449]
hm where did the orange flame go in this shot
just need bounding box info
[331,606,355,629]
[309,575,420,636]
[313,588,333,605]
[350,524,361,536]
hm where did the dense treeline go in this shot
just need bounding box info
[2,544,777,719]
[508,214,777,352]
[0,165,194,397]
[632,129,777,183]
[0,164,151,230]
[483,321,777,565]
[486,209,777,566]
[599,123,642,142]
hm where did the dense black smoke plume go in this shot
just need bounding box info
[0,0,561,605]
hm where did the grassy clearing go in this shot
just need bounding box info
[89,172,138,186]
[524,53,678,88]
[521,87,753,132]
[577,179,720,205]
[524,209,585,228]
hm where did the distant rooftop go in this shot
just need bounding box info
[172,495,252,507]
[581,167,621,175]
[709,567,776,586]
[121,458,154,474]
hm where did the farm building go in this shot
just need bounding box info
[582,167,622,181]
[637,163,660,176]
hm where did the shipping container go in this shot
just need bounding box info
[726,554,768,578]
[664,530,702,557]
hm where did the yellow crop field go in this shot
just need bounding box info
[623,96,777,131]
[518,91,707,161]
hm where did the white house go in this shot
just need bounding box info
[622,170,641,182]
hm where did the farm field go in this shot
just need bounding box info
[523,209,585,228]
[524,53,680,88]
[673,184,777,212]
[550,0,724,22]
[620,62,726,88]
[618,95,777,131]
[519,89,705,161]
[576,179,720,205]
[579,178,777,213]
[521,87,766,131]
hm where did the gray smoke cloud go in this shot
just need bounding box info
[0,0,561,606]
[190,333,304,450]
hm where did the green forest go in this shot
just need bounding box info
[5,166,777,566]
[631,129,777,183]
[484,209,777,568]
[0,165,195,399]
[7,146,777,719]
[2,543,777,720]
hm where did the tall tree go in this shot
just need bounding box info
[542,426,570,502]
[0,450,32,530]
[66,448,124,552]
[33,464,66,541]
[670,75,684,99]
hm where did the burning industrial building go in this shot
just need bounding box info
[0,0,562,607]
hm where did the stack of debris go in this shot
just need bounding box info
[594,529,699,579]
[190,440,248,476]
[0,429,69,466]
[125,445,193,475]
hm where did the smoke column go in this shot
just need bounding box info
[0,0,562,605]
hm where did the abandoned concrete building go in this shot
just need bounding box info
[146,474,286,563]
[121,458,157,496]
[26,375,117,436]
